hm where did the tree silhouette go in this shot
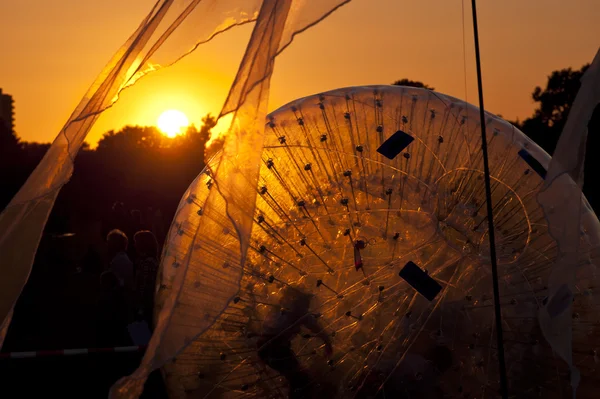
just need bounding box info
[392,79,434,90]
[0,119,19,151]
[517,64,590,154]
[0,122,23,208]
[200,113,217,138]
[96,126,165,152]
[2,114,217,235]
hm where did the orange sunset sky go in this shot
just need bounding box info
[0,0,598,146]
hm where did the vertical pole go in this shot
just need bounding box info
[470,1,508,397]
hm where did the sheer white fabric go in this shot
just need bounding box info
[0,0,348,350]
[0,0,258,349]
[537,48,600,397]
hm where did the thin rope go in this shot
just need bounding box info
[461,0,469,106]
[470,1,509,398]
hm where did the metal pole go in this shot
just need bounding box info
[470,1,509,397]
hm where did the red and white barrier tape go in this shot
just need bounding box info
[0,345,147,359]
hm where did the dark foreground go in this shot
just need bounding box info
[0,353,167,398]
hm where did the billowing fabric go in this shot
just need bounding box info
[0,0,258,348]
[537,48,600,396]
[107,0,351,397]
[0,0,348,349]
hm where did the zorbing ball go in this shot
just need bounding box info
[156,86,600,398]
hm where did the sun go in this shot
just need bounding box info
[157,109,189,138]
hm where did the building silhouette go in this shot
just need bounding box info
[0,88,15,134]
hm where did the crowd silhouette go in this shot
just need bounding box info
[0,116,220,397]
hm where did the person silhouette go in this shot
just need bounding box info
[106,229,134,291]
[257,286,332,398]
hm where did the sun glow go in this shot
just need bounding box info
[157,109,189,138]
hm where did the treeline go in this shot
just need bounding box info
[0,115,220,238]
[1,63,599,232]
